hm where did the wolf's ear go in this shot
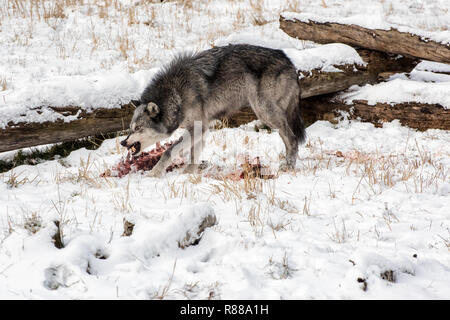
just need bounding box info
[146,102,160,118]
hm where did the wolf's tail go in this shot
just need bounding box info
[290,90,306,144]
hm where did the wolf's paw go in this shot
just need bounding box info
[279,160,295,173]
[198,160,211,171]
[147,167,164,178]
[183,164,200,174]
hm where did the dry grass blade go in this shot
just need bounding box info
[153,259,177,299]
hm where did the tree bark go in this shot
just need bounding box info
[300,49,417,98]
[279,15,450,64]
[228,97,450,132]
[0,104,134,153]
[302,95,450,131]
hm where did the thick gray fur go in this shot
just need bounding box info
[121,44,306,176]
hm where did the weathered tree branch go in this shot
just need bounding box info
[280,15,450,64]
[0,104,134,153]
[228,96,450,132]
[303,95,450,131]
[299,49,417,98]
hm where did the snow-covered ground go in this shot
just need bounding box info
[1,120,449,299]
[0,0,449,299]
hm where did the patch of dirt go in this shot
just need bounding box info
[381,270,396,282]
[122,218,135,237]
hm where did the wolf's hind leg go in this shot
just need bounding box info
[277,126,299,171]
[250,101,298,170]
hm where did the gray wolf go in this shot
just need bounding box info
[121,44,306,176]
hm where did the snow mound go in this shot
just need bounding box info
[283,44,366,73]
[339,79,450,109]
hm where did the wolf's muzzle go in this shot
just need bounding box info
[120,134,131,147]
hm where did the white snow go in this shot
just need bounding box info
[339,78,450,109]
[214,22,311,51]
[1,120,449,299]
[416,61,450,73]
[283,44,366,73]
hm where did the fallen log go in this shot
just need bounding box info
[229,96,450,131]
[279,14,450,64]
[0,104,134,153]
[303,95,450,131]
[299,49,417,98]
[0,48,417,153]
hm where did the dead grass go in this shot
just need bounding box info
[152,259,177,299]
[300,137,448,204]
[283,0,301,12]
[161,178,200,202]
[266,252,296,280]
[187,173,202,185]
[302,195,311,216]
[206,173,270,202]
[49,184,74,248]
[112,177,133,213]
[23,211,43,234]
[1,0,446,79]
[0,77,7,91]
[3,170,38,188]
[438,229,450,252]
[0,0,309,73]
[53,154,118,189]
[328,218,353,243]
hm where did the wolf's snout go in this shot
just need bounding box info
[120,136,141,156]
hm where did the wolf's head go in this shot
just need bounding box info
[120,102,170,156]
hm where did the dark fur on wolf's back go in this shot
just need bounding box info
[123,44,306,175]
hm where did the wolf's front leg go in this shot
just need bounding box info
[147,152,171,177]
[147,138,183,177]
